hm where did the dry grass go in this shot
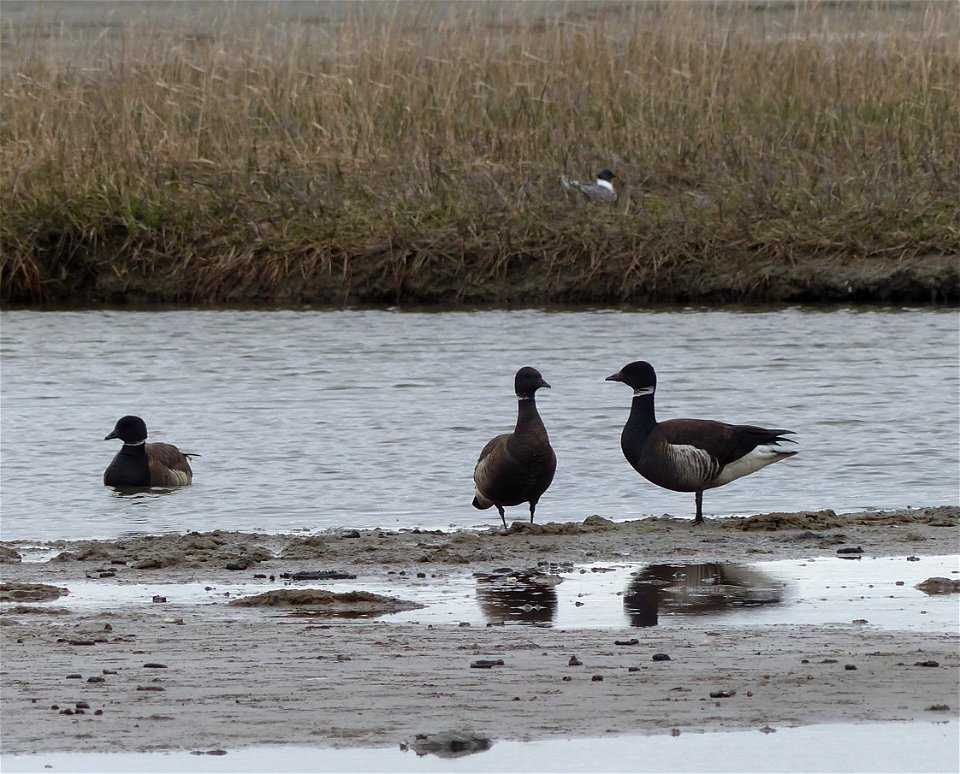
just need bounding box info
[1,0,957,305]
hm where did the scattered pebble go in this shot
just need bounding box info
[926,704,950,712]
[87,676,105,683]
[68,640,96,646]
[836,546,863,555]
[137,685,165,691]
[614,639,639,647]
[914,660,939,668]
[628,666,640,672]
[152,596,167,603]
[143,663,167,669]
[66,674,82,680]
[709,690,736,698]
[470,659,504,669]
[906,556,920,562]
[75,702,90,709]
[591,675,603,682]
[844,664,857,671]
[652,653,671,662]
[568,656,582,666]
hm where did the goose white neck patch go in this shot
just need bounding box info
[123,440,147,446]
[597,178,614,191]
[517,395,535,401]
[633,386,655,397]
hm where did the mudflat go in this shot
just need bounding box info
[1,507,957,754]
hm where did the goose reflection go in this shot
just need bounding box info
[623,563,784,627]
[475,568,561,626]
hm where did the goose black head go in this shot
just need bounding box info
[605,361,657,393]
[515,366,551,399]
[597,168,616,183]
[105,415,149,444]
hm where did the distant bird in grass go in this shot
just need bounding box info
[472,367,557,528]
[560,168,617,202]
[103,415,195,487]
[605,361,797,524]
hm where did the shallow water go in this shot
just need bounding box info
[2,722,957,773]
[11,556,958,635]
[1,307,957,541]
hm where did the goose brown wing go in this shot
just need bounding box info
[146,442,193,486]
[473,434,509,496]
[657,419,794,468]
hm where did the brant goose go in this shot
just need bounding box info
[472,367,557,528]
[103,415,194,487]
[560,168,617,202]
[606,361,797,524]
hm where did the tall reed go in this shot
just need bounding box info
[1,1,957,304]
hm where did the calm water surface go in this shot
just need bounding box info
[1,307,957,541]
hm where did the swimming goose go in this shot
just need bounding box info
[103,415,194,487]
[472,367,557,528]
[560,168,617,202]
[606,361,796,524]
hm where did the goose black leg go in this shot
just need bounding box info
[529,501,537,524]
[694,491,704,525]
[497,505,507,528]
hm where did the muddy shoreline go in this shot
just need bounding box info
[1,507,958,756]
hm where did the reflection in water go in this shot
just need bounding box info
[623,563,784,627]
[108,486,184,498]
[475,569,561,626]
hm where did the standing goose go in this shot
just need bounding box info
[103,415,194,487]
[473,367,557,528]
[606,361,796,524]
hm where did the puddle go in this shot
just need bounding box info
[2,556,956,633]
[1,722,956,773]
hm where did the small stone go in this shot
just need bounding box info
[87,676,105,683]
[66,674,82,680]
[75,702,90,709]
[137,685,165,691]
[94,709,104,716]
[652,653,671,662]
[836,546,863,555]
[914,660,939,668]
[906,556,920,562]
[709,690,735,698]
[562,676,572,681]
[591,674,603,681]
[470,659,504,669]
[614,639,639,646]
[68,640,96,646]
[628,666,640,672]
[926,704,950,712]
[568,656,582,666]
[143,663,167,669]
[152,596,167,603]
[844,664,857,671]
[59,708,74,715]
